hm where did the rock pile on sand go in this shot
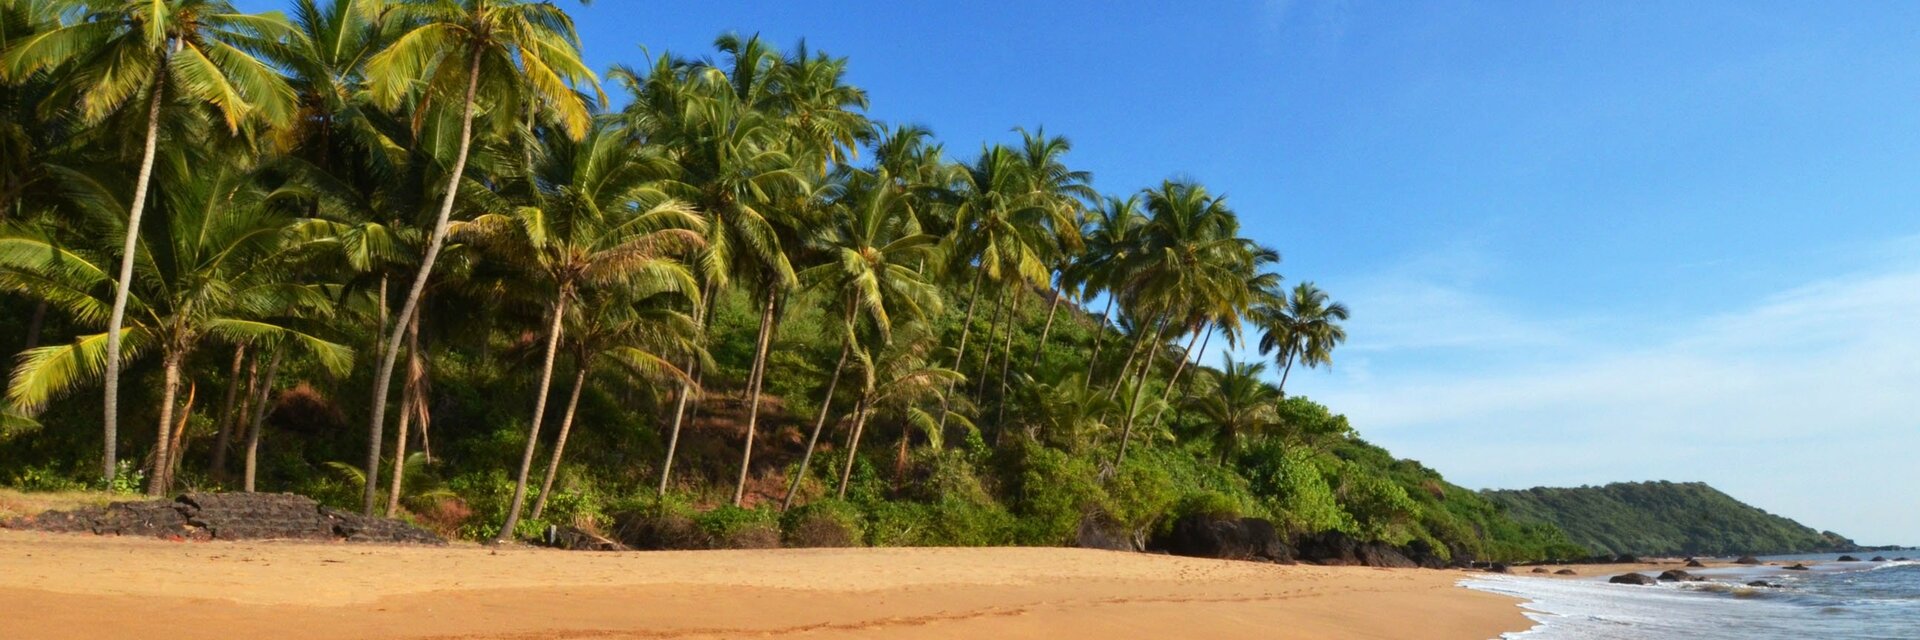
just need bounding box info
[3,492,442,545]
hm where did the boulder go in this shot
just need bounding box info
[1357,542,1417,568]
[1294,530,1361,565]
[1685,559,1706,568]
[1073,514,1136,552]
[1897,557,1911,562]
[1239,518,1295,563]
[1400,538,1453,569]
[1483,563,1511,574]
[1531,567,1550,573]
[1735,556,1761,565]
[1785,563,1812,571]
[542,525,626,551]
[1610,573,1657,585]
[1871,556,1888,562]
[1747,581,1781,588]
[1657,569,1698,582]
[1838,555,1860,562]
[1555,569,1578,576]
[1162,516,1292,562]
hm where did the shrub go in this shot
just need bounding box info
[1001,443,1105,545]
[696,504,781,549]
[782,499,865,547]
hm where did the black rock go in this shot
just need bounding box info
[1555,569,1578,575]
[1785,563,1812,571]
[1610,573,1657,585]
[1073,514,1137,552]
[1531,567,1550,573]
[1838,555,1860,562]
[1484,563,1511,574]
[1294,530,1362,565]
[1735,556,1762,565]
[1871,556,1888,562]
[1657,569,1698,582]
[1897,557,1911,562]
[6,493,442,544]
[1161,516,1293,563]
[1685,559,1706,568]
[1747,580,1781,588]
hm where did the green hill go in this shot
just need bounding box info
[1482,481,1853,557]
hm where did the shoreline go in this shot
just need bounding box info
[0,530,1531,639]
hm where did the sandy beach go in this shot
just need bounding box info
[0,530,1528,639]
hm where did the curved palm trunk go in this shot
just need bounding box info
[363,52,483,514]
[1031,289,1063,369]
[1148,324,1210,432]
[209,345,248,483]
[385,312,423,516]
[731,288,779,507]
[243,347,285,492]
[162,382,198,491]
[1276,348,1298,397]
[144,350,184,496]
[1106,314,1159,404]
[935,269,986,434]
[22,300,45,351]
[531,364,589,520]
[496,293,570,542]
[835,397,871,499]
[1112,314,1171,469]
[973,286,1010,398]
[991,288,1025,435]
[1085,296,1115,381]
[781,327,851,511]
[102,77,167,483]
[657,281,713,496]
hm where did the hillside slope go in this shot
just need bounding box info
[1482,481,1853,556]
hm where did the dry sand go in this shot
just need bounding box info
[0,530,1529,639]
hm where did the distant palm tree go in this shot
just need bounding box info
[0,153,348,494]
[1,0,297,483]
[1189,356,1281,464]
[358,0,598,515]
[1256,282,1350,395]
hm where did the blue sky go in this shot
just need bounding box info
[245,1,1920,543]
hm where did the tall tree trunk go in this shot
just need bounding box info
[242,348,284,493]
[1030,289,1063,369]
[163,381,197,491]
[731,288,779,507]
[144,350,184,496]
[103,74,167,484]
[974,285,1010,397]
[835,397,871,499]
[935,270,986,434]
[1277,348,1298,397]
[363,52,483,514]
[1112,314,1171,470]
[991,287,1026,435]
[1148,324,1209,432]
[22,300,45,352]
[496,292,570,542]
[384,311,423,516]
[1085,296,1115,381]
[1107,314,1157,403]
[531,364,589,520]
[657,281,712,496]
[781,323,852,511]
[209,345,248,484]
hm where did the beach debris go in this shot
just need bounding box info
[3,493,443,545]
[542,525,627,551]
[1785,563,1812,570]
[1554,569,1578,575]
[1610,573,1658,585]
[1735,555,1762,565]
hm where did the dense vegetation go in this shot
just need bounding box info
[0,0,1583,562]
[1483,481,1855,557]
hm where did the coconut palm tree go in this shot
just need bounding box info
[1075,195,1146,382]
[0,152,348,494]
[1189,356,1281,464]
[1256,281,1350,395]
[836,339,961,499]
[358,0,598,515]
[1,0,298,483]
[1000,127,1091,411]
[455,120,701,541]
[780,168,941,510]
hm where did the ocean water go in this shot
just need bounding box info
[1463,552,1920,639]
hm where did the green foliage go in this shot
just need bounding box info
[1484,481,1844,557]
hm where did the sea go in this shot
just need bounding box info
[1463,552,1920,639]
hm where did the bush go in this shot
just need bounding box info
[782,499,865,547]
[1001,443,1105,545]
[696,504,781,549]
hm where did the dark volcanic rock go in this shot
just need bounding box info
[1747,580,1781,588]
[1555,569,1578,575]
[1610,573,1657,585]
[1735,556,1762,565]
[1531,567,1550,573]
[1871,556,1888,562]
[179,493,333,541]
[1291,531,1414,567]
[1685,559,1706,568]
[7,493,442,544]
[1658,569,1699,582]
[542,525,627,551]
[1074,514,1136,552]
[1785,563,1812,571]
[1484,563,1511,574]
[1162,516,1293,562]
[1838,555,1860,562]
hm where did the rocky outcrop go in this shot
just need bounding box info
[1530,567,1549,573]
[4,493,443,544]
[1785,563,1812,571]
[1747,580,1781,588]
[1735,555,1761,565]
[1684,559,1705,567]
[1610,573,1657,585]
[1554,569,1578,575]
[1292,531,1416,568]
[1657,569,1700,582]
[1871,556,1888,562]
[1838,555,1860,562]
[1073,514,1136,552]
[1483,563,1511,574]
[1161,516,1293,563]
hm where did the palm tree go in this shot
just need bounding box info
[781,168,941,510]
[1189,356,1281,464]
[456,120,701,541]
[836,340,961,499]
[0,152,348,494]
[998,127,1091,417]
[1,0,297,483]
[1076,195,1146,382]
[1256,282,1350,395]
[358,0,598,515]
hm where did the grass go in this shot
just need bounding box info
[0,488,122,521]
